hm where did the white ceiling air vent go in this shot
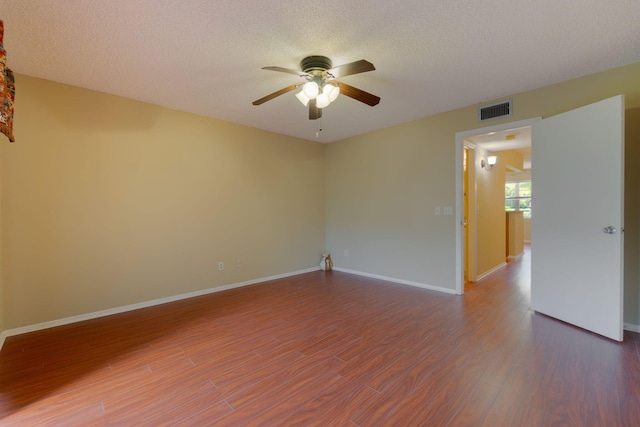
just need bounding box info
[479,100,512,122]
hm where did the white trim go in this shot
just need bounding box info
[475,262,507,281]
[332,267,457,295]
[455,117,542,295]
[455,131,463,294]
[462,144,478,285]
[624,323,640,333]
[1,267,320,340]
[2,265,635,349]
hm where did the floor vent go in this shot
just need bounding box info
[479,100,512,122]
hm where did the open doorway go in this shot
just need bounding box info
[455,118,540,295]
[457,97,628,339]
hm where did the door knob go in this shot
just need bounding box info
[603,226,617,234]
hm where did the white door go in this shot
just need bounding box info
[532,95,624,341]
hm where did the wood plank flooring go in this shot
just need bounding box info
[1,247,639,426]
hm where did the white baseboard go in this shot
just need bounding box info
[0,267,320,345]
[476,262,507,281]
[332,267,456,295]
[624,323,640,333]
[2,267,637,353]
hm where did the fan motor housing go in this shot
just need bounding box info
[300,56,332,73]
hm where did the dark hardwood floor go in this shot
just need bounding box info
[1,247,639,426]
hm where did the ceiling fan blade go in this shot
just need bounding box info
[336,82,381,106]
[309,99,322,120]
[262,66,309,77]
[252,83,302,106]
[328,60,375,79]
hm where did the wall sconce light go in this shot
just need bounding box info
[481,155,498,171]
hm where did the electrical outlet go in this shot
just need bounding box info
[236,259,241,268]
[218,261,224,270]
[344,249,349,257]
[444,206,453,216]
[435,207,441,216]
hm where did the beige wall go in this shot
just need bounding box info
[3,62,640,333]
[325,116,459,287]
[624,107,640,327]
[325,62,640,308]
[1,75,326,329]
[523,219,531,242]
[475,149,523,276]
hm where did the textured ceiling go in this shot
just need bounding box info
[468,126,532,169]
[1,0,639,143]
[468,127,531,153]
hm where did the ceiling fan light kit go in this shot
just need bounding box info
[253,55,380,120]
[302,81,319,99]
[297,81,340,109]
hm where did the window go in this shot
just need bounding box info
[505,181,532,218]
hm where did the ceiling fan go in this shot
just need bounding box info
[252,55,380,120]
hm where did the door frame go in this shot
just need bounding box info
[455,117,541,295]
[463,144,476,283]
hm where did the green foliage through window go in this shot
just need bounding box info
[505,181,532,218]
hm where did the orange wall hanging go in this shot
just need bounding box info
[0,20,16,142]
